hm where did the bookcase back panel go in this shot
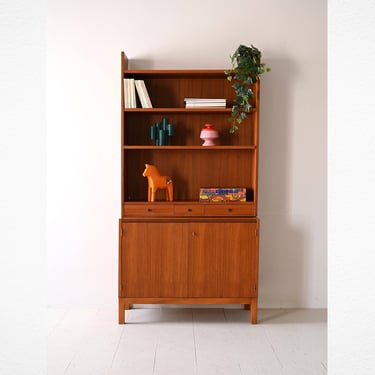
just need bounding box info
[123,74,257,110]
[124,113,256,146]
[124,149,256,202]
[145,77,234,108]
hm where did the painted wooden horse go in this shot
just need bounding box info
[142,164,173,202]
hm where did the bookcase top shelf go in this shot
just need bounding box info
[123,108,257,114]
[123,70,230,78]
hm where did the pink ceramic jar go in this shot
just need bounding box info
[200,123,218,146]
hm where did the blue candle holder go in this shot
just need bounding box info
[159,129,167,145]
[150,125,156,141]
[149,118,174,146]
[167,123,174,137]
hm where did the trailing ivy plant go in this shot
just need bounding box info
[225,44,270,133]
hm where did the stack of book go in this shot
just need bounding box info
[124,79,153,108]
[184,98,226,108]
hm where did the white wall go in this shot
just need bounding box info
[47,0,326,308]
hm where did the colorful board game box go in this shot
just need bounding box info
[199,188,247,202]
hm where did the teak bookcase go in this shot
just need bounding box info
[118,51,260,324]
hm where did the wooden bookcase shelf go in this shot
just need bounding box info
[123,108,236,113]
[118,52,261,324]
[123,146,257,150]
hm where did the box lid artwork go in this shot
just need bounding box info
[199,188,247,203]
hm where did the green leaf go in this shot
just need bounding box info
[229,124,239,134]
[225,43,270,133]
[240,112,247,120]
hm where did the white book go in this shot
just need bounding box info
[185,102,226,108]
[124,79,129,108]
[184,98,226,108]
[124,78,136,108]
[129,79,136,108]
[135,80,153,108]
[184,98,226,103]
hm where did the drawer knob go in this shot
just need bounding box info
[228,208,233,212]
[192,232,198,237]
[187,208,192,212]
[147,208,152,212]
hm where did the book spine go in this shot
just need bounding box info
[185,103,226,108]
[124,79,129,108]
[130,78,136,108]
[140,80,152,108]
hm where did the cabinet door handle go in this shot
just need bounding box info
[192,232,198,237]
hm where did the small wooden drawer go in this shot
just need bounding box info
[174,204,204,216]
[204,204,254,216]
[124,204,174,216]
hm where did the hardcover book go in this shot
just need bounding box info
[135,80,153,108]
[124,78,136,108]
[184,98,226,108]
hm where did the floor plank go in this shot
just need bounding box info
[223,309,285,375]
[152,308,196,375]
[62,308,125,375]
[47,308,101,375]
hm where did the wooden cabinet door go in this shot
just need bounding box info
[120,222,188,297]
[188,222,259,298]
[188,223,223,297]
[221,222,259,297]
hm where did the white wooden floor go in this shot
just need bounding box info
[48,306,327,375]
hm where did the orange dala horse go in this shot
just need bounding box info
[142,164,173,202]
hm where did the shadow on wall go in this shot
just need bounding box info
[128,57,156,69]
[258,57,308,307]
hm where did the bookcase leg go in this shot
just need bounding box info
[119,299,126,324]
[250,298,258,324]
